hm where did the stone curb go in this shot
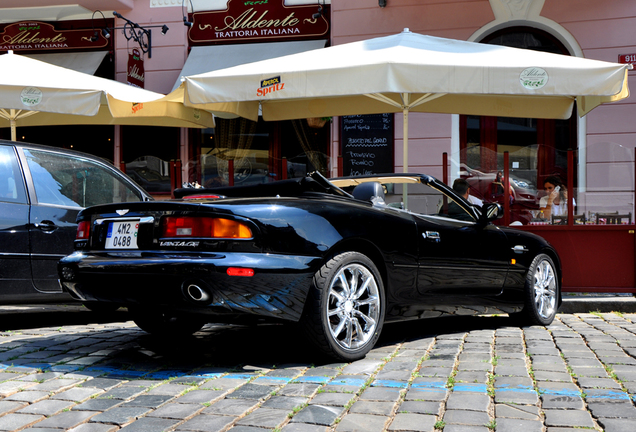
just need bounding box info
[560,296,636,314]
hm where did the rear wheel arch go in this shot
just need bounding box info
[325,238,388,288]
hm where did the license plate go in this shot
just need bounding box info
[105,220,139,249]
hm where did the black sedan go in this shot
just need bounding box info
[0,140,150,306]
[58,172,561,360]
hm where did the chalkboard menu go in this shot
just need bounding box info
[341,114,394,176]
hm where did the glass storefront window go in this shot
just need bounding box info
[193,118,330,187]
[122,126,179,195]
[452,144,635,226]
[282,119,330,179]
[199,118,270,187]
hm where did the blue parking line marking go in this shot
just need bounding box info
[406,387,448,397]
[49,364,82,373]
[8,364,48,371]
[495,388,537,395]
[411,381,446,389]
[293,376,330,384]
[586,391,630,401]
[494,385,536,393]
[224,373,257,381]
[330,378,367,387]
[19,362,52,369]
[253,376,293,385]
[539,388,581,397]
[191,372,224,379]
[371,380,408,388]
[453,383,488,393]
[145,370,188,380]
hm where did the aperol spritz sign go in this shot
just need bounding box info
[188,0,329,44]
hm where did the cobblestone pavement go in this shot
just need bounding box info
[0,308,635,431]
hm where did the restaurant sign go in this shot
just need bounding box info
[0,21,108,52]
[189,0,329,44]
[127,49,145,88]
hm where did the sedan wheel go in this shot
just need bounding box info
[301,252,385,361]
[519,253,559,326]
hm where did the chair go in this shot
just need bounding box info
[596,212,632,224]
[551,214,586,225]
[551,214,567,225]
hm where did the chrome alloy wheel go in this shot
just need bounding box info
[326,263,381,350]
[533,258,557,319]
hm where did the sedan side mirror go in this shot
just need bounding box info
[480,203,503,222]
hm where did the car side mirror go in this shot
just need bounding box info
[480,203,503,222]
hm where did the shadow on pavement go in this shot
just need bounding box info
[0,304,132,331]
[132,314,518,368]
[0,305,519,370]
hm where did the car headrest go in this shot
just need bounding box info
[352,181,385,205]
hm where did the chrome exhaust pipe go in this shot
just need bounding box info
[184,283,211,302]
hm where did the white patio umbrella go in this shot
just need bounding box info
[0,51,215,141]
[174,28,629,173]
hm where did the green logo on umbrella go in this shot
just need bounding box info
[20,87,43,107]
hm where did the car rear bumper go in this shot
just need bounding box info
[58,251,321,322]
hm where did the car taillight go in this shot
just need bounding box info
[161,216,252,239]
[76,221,90,240]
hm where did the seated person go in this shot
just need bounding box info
[453,178,482,207]
[444,178,475,221]
[539,175,574,220]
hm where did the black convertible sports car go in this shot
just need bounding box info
[58,172,561,360]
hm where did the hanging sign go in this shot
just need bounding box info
[0,21,108,52]
[127,48,145,88]
[189,0,329,45]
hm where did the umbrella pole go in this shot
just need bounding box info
[403,107,408,173]
[402,106,409,209]
[10,118,16,141]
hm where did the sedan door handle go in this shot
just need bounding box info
[35,220,58,232]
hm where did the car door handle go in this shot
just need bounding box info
[423,231,441,242]
[35,220,58,232]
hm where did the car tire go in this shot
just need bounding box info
[300,251,385,361]
[515,253,559,326]
[82,302,121,313]
[131,308,205,336]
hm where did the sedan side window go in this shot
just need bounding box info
[24,149,144,207]
[0,146,27,204]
